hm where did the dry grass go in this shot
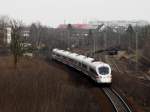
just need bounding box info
[112,71,150,112]
[0,56,100,112]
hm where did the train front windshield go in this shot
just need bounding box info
[98,67,109,75]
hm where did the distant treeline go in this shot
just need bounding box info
[0,16,150,62]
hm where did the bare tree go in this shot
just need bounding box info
[87,29,93,56]
[10,20,24,68]
[0,16,10,47]
[29,22,42,47]
[126,24,135,51]
[67,24,73,50]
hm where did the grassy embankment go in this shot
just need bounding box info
[0,56,101,112]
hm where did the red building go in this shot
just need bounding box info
[58,24,94,29]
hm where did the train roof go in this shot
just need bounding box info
[62,51,70,55]
[75,55,87,62]
[67,53,79,60]
[52,48,58,52]
[90,61,109,69]
[52,48,110,69]
[82,57,94,65]
[61,50,70,55]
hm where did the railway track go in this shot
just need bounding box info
[102,88,132,112]
[106,57,123,74]
[109,56,150,83]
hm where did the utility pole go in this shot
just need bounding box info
[126,24,134,52]
[96,24,104,61]
[93,33,96,58]
[118,33,121,46]
[67,24,72,50]
[67,29,70,50]
[104,32,108,62]
[135,31,138,72]
[88,29,93,57]
[104,33,107,50]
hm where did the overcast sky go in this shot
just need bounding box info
[1,0,150,27]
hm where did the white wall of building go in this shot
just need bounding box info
[6,27,11,44]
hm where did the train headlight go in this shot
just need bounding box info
[107,75,112,79]
[96,76,102,79]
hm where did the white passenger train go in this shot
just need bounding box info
[52,48,112,84]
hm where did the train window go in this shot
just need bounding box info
[56,54,60,57]
[69,58,73,62]
[90,68,96,74]
[72,59,74,62]
[82,64,87,68]
[62,56,65,60]
[75,62,78,65]
[79,63,82,66]
[98,67,109,75]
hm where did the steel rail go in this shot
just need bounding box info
[102,88,132,112]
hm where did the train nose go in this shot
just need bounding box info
[99,76,112,83]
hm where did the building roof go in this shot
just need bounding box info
[58,24,94,29]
